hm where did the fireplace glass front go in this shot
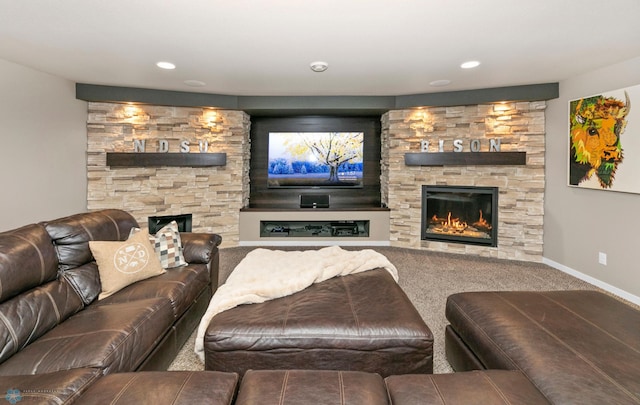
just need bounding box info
[148,213,193,233]
[421,185,498,247]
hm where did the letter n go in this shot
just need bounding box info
[134,139,145,152]
[490,138,501,152]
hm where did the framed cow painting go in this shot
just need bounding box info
[569,84,640,193]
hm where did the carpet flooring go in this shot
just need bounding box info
[169,246,597,374]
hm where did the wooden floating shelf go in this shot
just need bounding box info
[106,152,227,167]
[404,152,526,166]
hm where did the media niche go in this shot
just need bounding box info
[267,132,364,188]
[248,115,381,209]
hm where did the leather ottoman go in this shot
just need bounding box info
[0,368,101,404]
[77,371,239,405]
[235,370,389,405]
[445,290,640,405]
[204,269,433,377]
[385,370,550,404]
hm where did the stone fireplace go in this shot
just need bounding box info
[382,102,546,261]
[421,185,498,247]
[86,103,250,247]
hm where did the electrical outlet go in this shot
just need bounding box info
[598,252,607,266]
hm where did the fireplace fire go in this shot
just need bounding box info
[421,186,498,247]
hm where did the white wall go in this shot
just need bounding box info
[544,56,640,302]
[0,59,87,231]
[2,54,638,300]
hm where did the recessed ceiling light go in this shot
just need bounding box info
[184,79,206,87]
[156,61,176,70]
[310,61,329,73]
[429,79,451,87]
[460,60,480,69]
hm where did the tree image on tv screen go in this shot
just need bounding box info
[268,132,364,187]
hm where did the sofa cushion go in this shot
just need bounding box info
[44,209,138,271]
[385,370,550,405]
[60,262,102,305]
[0,277,84,364]
[78,371,239,405]
[89,230,166,300]
[0,368,102,404]
[0,297,174,375]
[0,223,58,303]
[99,263,210,319]
[0,224,82,366]
[235,370,389,405]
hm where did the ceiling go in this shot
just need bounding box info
[2,0,640,97]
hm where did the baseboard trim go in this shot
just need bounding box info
[543,257,640,306]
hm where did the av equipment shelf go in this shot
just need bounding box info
[260,220,369,238]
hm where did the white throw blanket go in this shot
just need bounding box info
[194,246,398,361]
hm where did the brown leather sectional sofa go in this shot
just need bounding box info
[3,209,638,404]
[0,209,221,399]
[0,367,547,404]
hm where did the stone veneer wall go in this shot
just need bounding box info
[381,102,546,261]
[85,101,545,258]
[86,103,250,247]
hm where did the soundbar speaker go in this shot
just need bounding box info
[299,194,330,208]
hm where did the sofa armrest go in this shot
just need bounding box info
[180,232,223,291]
[180,233,222,264]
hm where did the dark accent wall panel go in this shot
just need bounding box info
[249,116,382,209]
[76,82,558,113]
[395,83,559,108]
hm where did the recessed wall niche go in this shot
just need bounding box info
[248,115,382,209]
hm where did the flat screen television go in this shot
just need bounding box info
[267,132,364,188]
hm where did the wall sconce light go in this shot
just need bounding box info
[493,102,511,112]
[203,110,222,130]
[407,108,434,134]
[124,105,141,119]
[122,104,148,125]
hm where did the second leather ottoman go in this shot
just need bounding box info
[235,370,389,405]
[385,370,550,404]
[204,269,433,377]
[77,371,239,405]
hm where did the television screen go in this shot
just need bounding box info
[268,132,364,188]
